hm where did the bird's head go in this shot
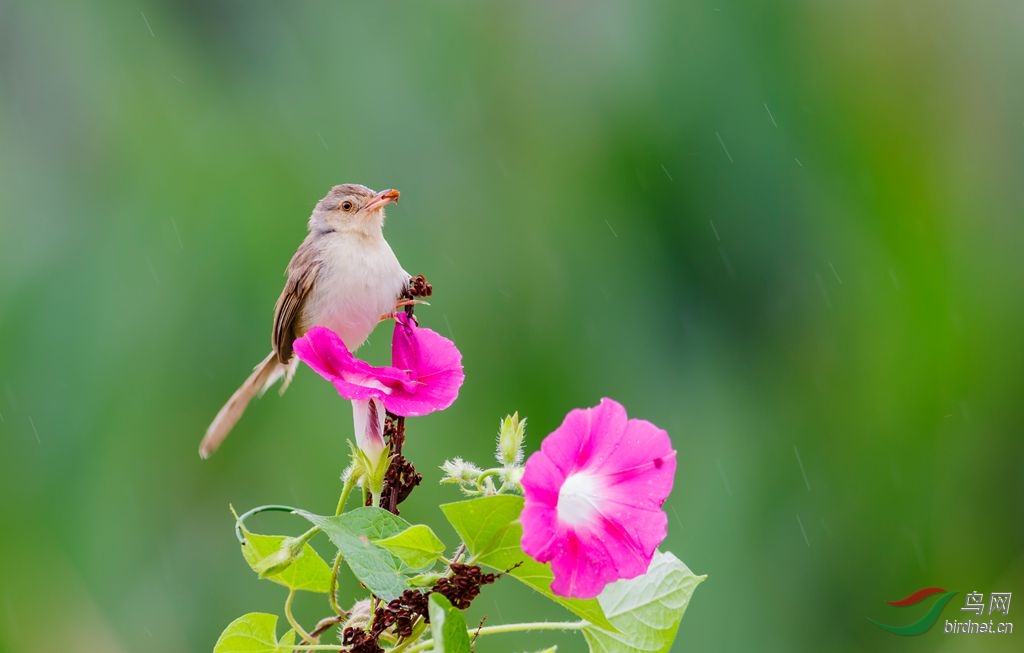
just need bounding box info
[309,184,400,236]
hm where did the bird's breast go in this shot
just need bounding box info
[305,235,408,351]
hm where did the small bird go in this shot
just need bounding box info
[199,184,410,458]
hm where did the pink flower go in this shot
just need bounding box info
[293,313,464,416]
[351,397,387,461]
[520,398,676,599]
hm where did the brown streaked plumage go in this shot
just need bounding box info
[199,184,409,459]
[272,237,321,364]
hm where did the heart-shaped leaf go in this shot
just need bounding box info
[375,523,446,571]
[440,495,614,631]
[582,551,705,652]
[428,593,472,653]
[296,507,415,601]
[213,613,296,653]
[238,526,332,593]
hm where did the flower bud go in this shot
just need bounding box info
[440,457,483,483]
[501,465,524,488]
[365,449,392,501]
[352,398,386,462]
[480,475,498,496]
[253,536,304,577]
[349,440,391,501]
[496,412,526,466]
[344,599,373,632]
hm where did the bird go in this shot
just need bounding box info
[199,184,410,458]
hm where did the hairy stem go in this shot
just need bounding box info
[293,524,320,547]
[328,552,346,617]
[334,472,357,516]
[284,589,313,644]
[450,542,467,564]
[309,614,345,641]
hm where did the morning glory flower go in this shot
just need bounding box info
[520,398,676,599]
[293,313,464,417]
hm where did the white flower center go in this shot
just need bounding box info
[557,472,605,528]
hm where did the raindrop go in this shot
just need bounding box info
[28,416,40,444]
[796,513,810,547]
[603,219,619,239]
[714,131,734,164]
[793,444,811,491]
[140,11,156,38]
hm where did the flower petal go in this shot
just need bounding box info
[538,398,628,476]
[521,448,566,509]
[520,398,677,599]
[519,500,560,563]
[547,529,617,600]
[294,326,410,402]
[352,398,386,460]
[293,326,355,383]
[596,420,676,558]
[383,314,464,416]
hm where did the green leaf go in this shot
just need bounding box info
[375,524,446,570]
[407,571,446,588]
[212,613,296,653]
[278,630,295,649]
[582,551,706,653]
[428,593,472,653]
[296,507,414,601]
[239,527,333,593]
[440,495,615,631]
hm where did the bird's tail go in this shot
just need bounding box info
[198,352,296,459]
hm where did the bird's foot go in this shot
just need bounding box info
[379,300,430,323]
[396,298,429,309]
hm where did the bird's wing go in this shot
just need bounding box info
[272,238,321,364]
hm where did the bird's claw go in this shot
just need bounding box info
[396,298,430,309]
[378,300,430,323]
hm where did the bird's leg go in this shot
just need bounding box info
[379,275,432,322]
[396,298,429,309]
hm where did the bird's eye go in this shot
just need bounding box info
[340,201,355,212]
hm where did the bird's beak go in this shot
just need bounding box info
[363,188,400,212]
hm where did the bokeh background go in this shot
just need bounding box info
[1,1,1022,651]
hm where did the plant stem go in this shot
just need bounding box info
[309,614,345,640]
[402,620,586,653]
[475,468,503,493]
[388,618,427,653]
[451,542,467,564]
[294,524,320,547]
[335,473,357,516]
[233,504,301,542]
[284,589,313,644]
[328,552,345,616]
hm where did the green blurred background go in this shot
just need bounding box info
[1,1,1021,651]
